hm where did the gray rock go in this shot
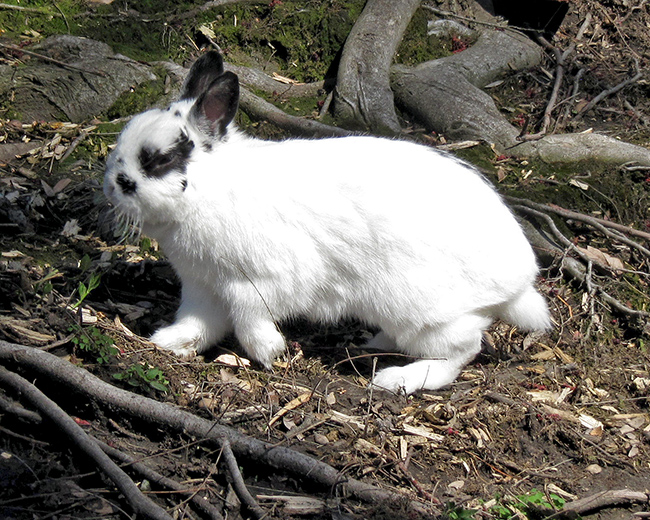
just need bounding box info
[1,35,156,122]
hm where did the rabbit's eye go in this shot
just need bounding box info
[116,173,137,195]
[139,133,194,179]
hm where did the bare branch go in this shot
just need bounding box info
[575,59,643,121]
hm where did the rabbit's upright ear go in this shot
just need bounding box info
[189,71,240,138]
[180,51,225,101]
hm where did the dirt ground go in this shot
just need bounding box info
[1,1,650,519]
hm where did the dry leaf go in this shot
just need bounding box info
[41,180,56,197]
[61,219,81,237]
[215,353,251,368]
[577,245,625,272]
[52,178,72,194]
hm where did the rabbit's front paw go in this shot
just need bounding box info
[235,320,286,369]
[150,325,203,359]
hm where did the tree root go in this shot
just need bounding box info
[0,341,437,518]
[333,0,421,133]
[389,13,650,166]
[0,366,174,520]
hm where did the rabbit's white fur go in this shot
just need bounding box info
[104,52,550,394]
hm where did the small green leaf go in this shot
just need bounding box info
[149,381,169,392]
[79,254,92,272]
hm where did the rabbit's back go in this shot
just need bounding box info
[168,135,537,326]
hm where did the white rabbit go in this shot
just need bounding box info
[104,51,551,394]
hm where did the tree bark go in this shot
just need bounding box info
[391,28,541,150]
[333,0,421,134]
[391,27,650,165]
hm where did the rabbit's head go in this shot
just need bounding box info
[103,51,239,225]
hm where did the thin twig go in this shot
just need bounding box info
[507,196,650,250]
[53,3,70,33]
[519,217,650,319]
[0,3,63,15]
[519,14,591,140]
[575,59,643,121]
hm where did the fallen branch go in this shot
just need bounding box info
[96,438,225,520]
[0,341,437,518]
[0,366,174,520]
[239,87,355,138]
[507,196,650,257]
[517,218,650,320]
[219,438,265,519]
[226,63,326,99]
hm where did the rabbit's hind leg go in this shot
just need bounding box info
[370,314,489,394]
[364,331,398,351]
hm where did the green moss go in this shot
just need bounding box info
[0,1,81,38]
[395,7,452,65]
[193,0,364,82]
[454,143,498,174]
[104,67,167,120]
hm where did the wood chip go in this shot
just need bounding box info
[257,495,325,515]
[354,437,383,456]
[401,423,445,443]
[268,392,311,428]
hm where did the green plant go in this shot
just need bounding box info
[113,363,170,393]
[72,272,102,309]
[490,489,567,520]
[446,504,477,520]
[34,268,61,296]
[69,325,119,364]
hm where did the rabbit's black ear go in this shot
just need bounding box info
[180,51,225,101]
[190,71,239,137]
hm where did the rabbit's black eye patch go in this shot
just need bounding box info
[116,173,137,194]
[139,132,195,178]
